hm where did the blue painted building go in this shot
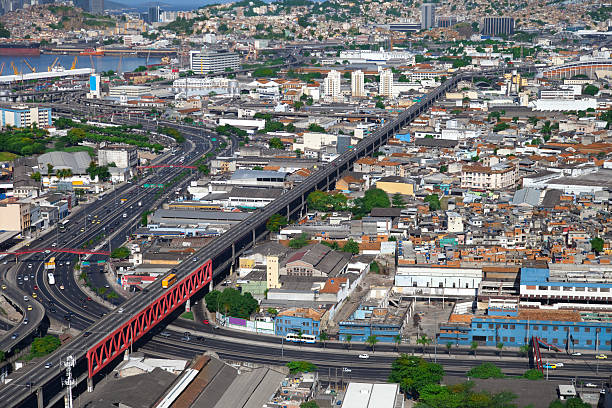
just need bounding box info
[439,306,612,351]
[338,299,410,343]
[395,132,411,143]
[274,308,323,337]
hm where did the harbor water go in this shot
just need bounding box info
[0,54,163,74]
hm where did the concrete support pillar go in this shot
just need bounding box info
[37,387,43,408]
[252,229,256,246]
[87,377,94,393]
[286,204,290,218]
[185,298,191,312]
[208,281,213,292]
[232,243,235,259]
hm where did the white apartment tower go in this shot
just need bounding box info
[323,70,341,99]
[379,69,394,98]
[351,70,365,98]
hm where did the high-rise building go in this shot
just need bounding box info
[323,70,341,99]
[379,69,393,98]
[351,70,364,98]
[148,5,160,23]
[481,17,514,36]
[75,0,104,14]
[189,49,240,74]
[437,16,458,28]
[420,3,436,30]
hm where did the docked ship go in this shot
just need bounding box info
[0,42,40,56]
[79,48,104,56]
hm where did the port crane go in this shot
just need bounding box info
[70,56,77,70]
[10,61,19,75]
[23,58,36,73]
[48,57,59,72]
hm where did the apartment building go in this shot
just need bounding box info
[460,162,518,190]
[98,145,138,169]
[0,199,30,232]
[0,105,52,128]
[379,69,393,98]
[189,49,240,74]
[351,70,365,98]
[323,70,341,99]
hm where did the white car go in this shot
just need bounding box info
[585,383,598,388]
[342,367,352,373]
[59,285,64,290]
[27,264,32,268]
[571,352,582,356]
[118,307,124,313]
[358,354,370,359]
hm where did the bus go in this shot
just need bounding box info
[44,257,56,270]
[285,333,316,344]
[47,273,55,285]
[161,273,177,289]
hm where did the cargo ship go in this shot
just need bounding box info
[79,48,104,56]
[0,42,40,56]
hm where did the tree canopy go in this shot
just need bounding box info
[287,361,317,374]
[204,288,258,319]
[110,247,130,259]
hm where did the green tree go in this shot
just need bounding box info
[300,401,319,408]
[30,172,41,182]
[388,355,444,397]
[583,84,599,96]
[366,334,378,352]
[345,334,352,350]
[362,188,390,212]
[267,307,278,316]
[286,361,317,374]
[46,163,54,175]
[394,334,402,351]
[266,214,288,232]
[416,335,431,352]
[28,335,61,359]
[496,342,504,357]
[110,247,130,259]
[289,233,309,249]
[470,341,478,355]
[204,288,258,319]
[446,342,453,355]
[519,344,530,357]
[198,164,210,175]
[375,101,385,109]
[342,239,359,254]
[466,362,504,379]
[268,137,284,149]
[591,237,604,253]
[391,193,405,208]
[424,194,441,211]
[319,331,329,348]
[307,123,325,133]
[523,368,544,380]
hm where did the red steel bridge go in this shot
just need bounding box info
[86,259,212,377]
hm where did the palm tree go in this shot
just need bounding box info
[470,341,478,356]
[496,342,504,357]
[446,342,453,355]
[416,335,431,353]
[366,335,378,352]
[46,163,54,176]
[64,169,73,179]
[519,344,530,357]
[319,331,329,349]
[393,334,402,352]
[345,334,352,350]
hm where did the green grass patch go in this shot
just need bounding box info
[25,335,61,360]
[0,152,18,162]
[181,311,194,320]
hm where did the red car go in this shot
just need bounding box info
[87,297,92,301]
[203,319,209,325]
[33,285,38,290]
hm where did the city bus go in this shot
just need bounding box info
[59,219,70,232]
[161,273,177,289]
[285,333,317,344]
[47,273,55,285]
[44,257,56,270]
